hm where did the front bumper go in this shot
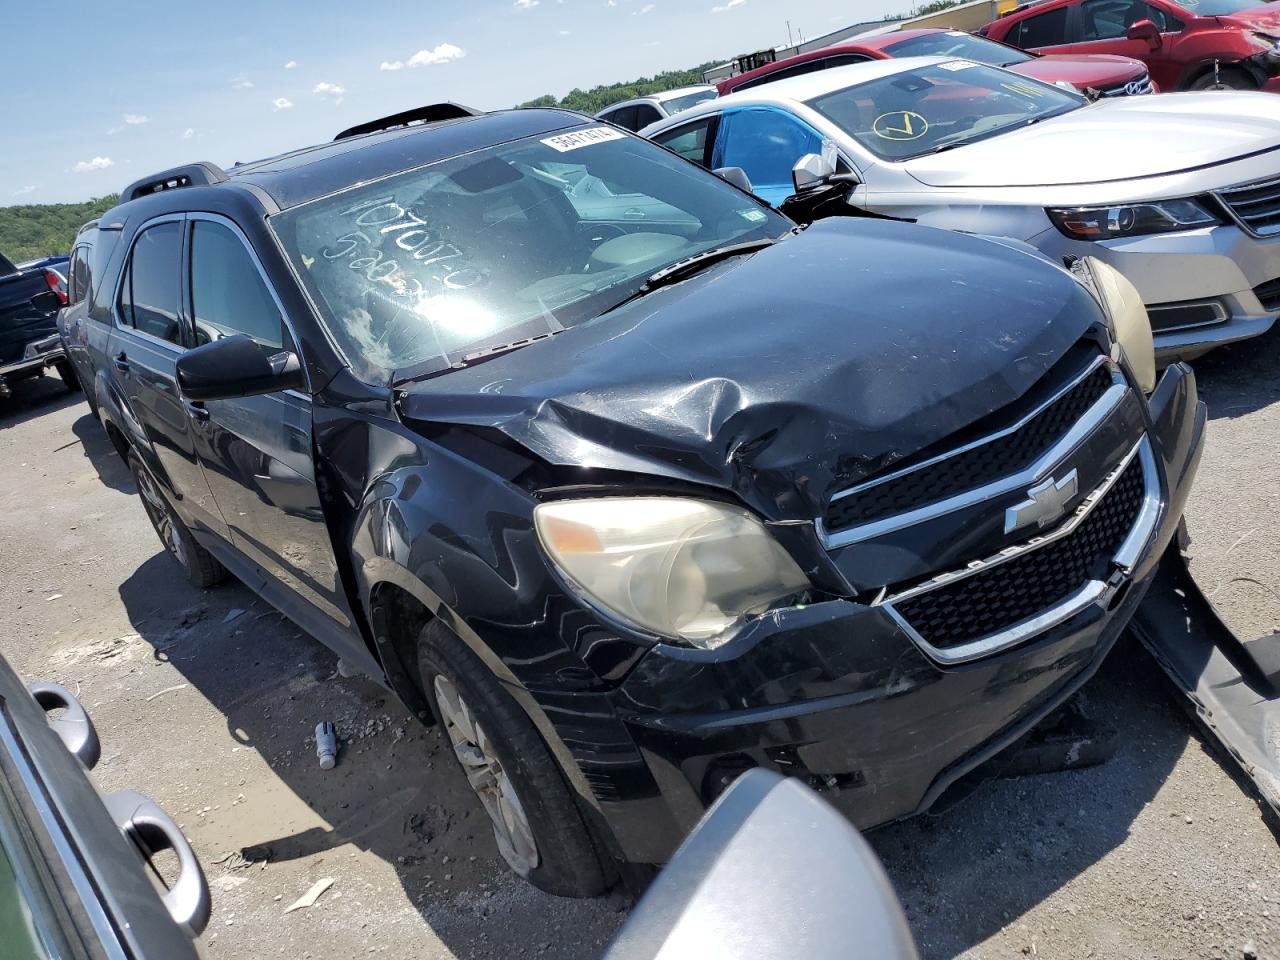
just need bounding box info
[599,362,1204,864]
[1029,222,1280,362]
[0,335,65,395]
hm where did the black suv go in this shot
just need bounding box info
[60,103,1204,896]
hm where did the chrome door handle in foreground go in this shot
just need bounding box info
[28,682,101,769]
[183,399,210,422]
[113,353,130,373]
[105,790,211,938]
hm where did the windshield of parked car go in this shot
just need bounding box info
[881,31,1034,66]
[807,61,1084,161]
[663,89,719,114]
[1175,0,1270,13]
[269,128,788,381]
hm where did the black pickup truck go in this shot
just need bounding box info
[0,249,77,399]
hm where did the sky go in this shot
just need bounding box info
[0,0,893,205]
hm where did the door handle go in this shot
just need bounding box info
[183,399,210,422]
[28,682,101,770]
[112,352,130,373]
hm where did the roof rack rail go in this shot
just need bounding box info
[120,162,228,204]
[333,103,483,141]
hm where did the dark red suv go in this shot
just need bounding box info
[982,0,1280,92]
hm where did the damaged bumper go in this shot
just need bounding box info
[601,361,1205,862]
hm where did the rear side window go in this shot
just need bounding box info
[1011,7,1070,46]
[634,104,664,129]
[118,222,183,345]
[68,247,90,304]
[604,106,640,131]
[189,221,285,350]
[652,117,715,165]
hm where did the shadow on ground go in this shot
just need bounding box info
[0,374,80,431]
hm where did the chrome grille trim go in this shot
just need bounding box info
[880,437,1159,665]
[1097,74,1153,97]
[818,356,1121,549]
[1216,175,1280,238]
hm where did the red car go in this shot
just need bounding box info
[981,0,1280,92]
[716,27,1155,98]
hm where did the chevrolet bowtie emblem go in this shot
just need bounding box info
[1005,470,1079,535]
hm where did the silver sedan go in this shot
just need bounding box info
[643,56,1280,361]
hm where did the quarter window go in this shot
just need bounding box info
[118,221,183,345]
[1011,7,1070,47]
[189,220,285,350]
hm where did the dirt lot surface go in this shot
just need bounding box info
[3,329,1280,960]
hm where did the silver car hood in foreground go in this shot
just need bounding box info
[904,92,1280,189]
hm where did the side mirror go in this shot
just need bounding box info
[712,166,753,194]
[792,152,837,194]
[604,770,920,960]
[1126,18,1161,49]
[176,334,305,401]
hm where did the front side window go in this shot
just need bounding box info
[808,62,1084,162]
[189,221,284,350]
[1080,0,1180,36]
[1012,7,1070,47]
[117,221,183,345]
[710,108,826,205]
[269,128,788,381]
[652,117,715,164]
[883,31,1034,66]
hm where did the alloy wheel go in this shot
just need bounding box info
[134,466,187,568]
[433,674,540,876]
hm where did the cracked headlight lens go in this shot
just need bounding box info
[535,497,810,648]
[1047,200,1220,241]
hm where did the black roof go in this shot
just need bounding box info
[213,108,587,211]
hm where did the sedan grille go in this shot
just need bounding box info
[1217,176,1280,237]
[824,364,1113,534]
[1096,73,1153,97]
[889,452,1145,654]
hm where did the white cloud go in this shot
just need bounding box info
[634,2,654,12]
[313,81,346,103]
[71,156,114,174]
[559,28,571,34]
[273,97,294,110]
[284,59,297,69]
[406,43,466,67]
[182,127,196,140]
[232,77,254,89]
[711,0,745,10]
[380,60,405,71]
[12,185,37,196]
[514,0,540,7]
[123,113,148,125]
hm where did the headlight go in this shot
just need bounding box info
[1083,257,1156,393]
[1046,200,1220,241]
[534,497,810,649]
[1251,32,1280,57]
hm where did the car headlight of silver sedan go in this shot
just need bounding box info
[534,497,810,649]
[1046,200,1221,241]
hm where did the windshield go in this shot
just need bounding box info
[663,89,718,115]
[1176,0,1271,13]
[807,61,1084,162]
[270,127,788,381]
[882,31,1034,66]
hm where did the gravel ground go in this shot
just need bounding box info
[2,328,1280,960]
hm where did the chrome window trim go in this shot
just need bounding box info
[0,710,127,960]
[818,356,1118,549]
[880,436,1159,665]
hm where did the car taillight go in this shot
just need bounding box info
[44,270,68,306]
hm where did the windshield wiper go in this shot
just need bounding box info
[392,329,564,387]
[602,237,780,314]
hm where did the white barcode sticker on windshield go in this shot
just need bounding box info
[541,127,628,152]
[939,59,978,71]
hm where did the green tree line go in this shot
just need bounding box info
[0,196,118,263]
[517,61,722,115]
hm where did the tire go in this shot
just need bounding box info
[53,359,81,394]
[127,451,226,589]
[417,621,612,897]
[1189,66,1257,91]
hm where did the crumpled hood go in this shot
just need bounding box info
[1222,3,1280,31]
[904,92,1280,188]
[398,219,1099,521]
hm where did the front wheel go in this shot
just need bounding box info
[418,621,612,897]
[1189,66,1257,91]
[127,451,226,589]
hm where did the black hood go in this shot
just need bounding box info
[398,218,1102,521]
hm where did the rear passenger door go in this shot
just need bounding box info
[182,215,360,654]
[109,218,227,539]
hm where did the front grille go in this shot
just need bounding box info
[1218,176,1280,237]
[824,364,1113,533]
[1255,277,1280,313]
[1096,73,1153,97]
[890,454,1145,652]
